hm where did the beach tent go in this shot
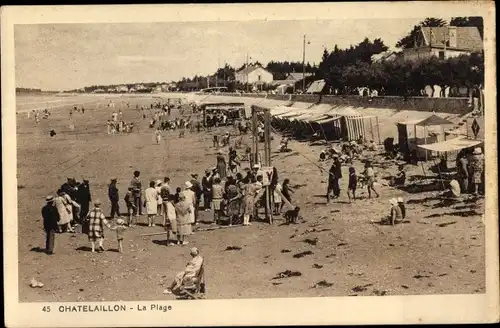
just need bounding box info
[397,114,455,160]
[306,79,327,94]
[417,136,483,153]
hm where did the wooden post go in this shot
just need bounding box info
[264,108,273,224]
[424,125,428,161]
[375,116,381,145]
[369,117,375,143]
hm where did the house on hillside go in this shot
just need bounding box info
[235,64,273,85]
[135,84,146,91]
[285,72,313,82]
[403,26,483,62]
[116,85,129,93]
[371,50,401,63]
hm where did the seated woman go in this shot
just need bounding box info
[389,165,406,187]
[443,178,461,198]
[164,247,204,296]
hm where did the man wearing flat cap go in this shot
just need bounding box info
[108,178,120,219]
[42,196,59,255]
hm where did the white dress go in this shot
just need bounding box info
[144,187,158,215]
[182,189,196,224]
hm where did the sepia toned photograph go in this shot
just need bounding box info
[2,2,498,327]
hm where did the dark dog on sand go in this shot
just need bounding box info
[284,206,300,224]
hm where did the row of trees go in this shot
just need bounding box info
[315,16,484,96]
[326,52,483,96]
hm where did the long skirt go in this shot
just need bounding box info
[242,196,255,215]
[188,204,195,224]
[177,222,192,236]
[212,198,222,211]
[146,201,157,215]
[226,199,240,217]
[217,163,227,179]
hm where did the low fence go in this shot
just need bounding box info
[216,92,471,115]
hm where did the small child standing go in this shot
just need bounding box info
[124,187,135,227]
[347,166,357,202]
[397,197,406,220]
[113,219,128,253]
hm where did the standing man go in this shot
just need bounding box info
[131,170,143,216]
[76,179,92,224]
[331,155,342,199]
[201,169,212,211]
[42,196,59,255]
[108,178,120,219]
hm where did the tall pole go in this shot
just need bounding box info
[216,58,219,87]
[246,53,249,93]
[302,34,306,92]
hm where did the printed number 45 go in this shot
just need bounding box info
[42,306,51,312]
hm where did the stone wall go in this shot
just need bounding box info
[220,93,471,114]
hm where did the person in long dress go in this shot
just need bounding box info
[144,181,158,227]
[273,182,283,215]
[174,193,192,245]
[155,180,163,216]
[242,176,258,226]
[225,182,241,226]
[216,151,227,180]
[54,189,76,233]
[182,181,196,228]
[164,247,203,294]
[164,194,178,245]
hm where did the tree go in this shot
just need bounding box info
[450,16,484,39]
[396,17,447,49]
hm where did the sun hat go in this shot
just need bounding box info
[94,199,102,206]
[397,197,404,203]
[45,195,54,202]
[473,147,482,155]
[389,198,398,206]
[190,247,199,255]
[156,179,163,186]
[116,218,125,225]
[253,164,260,169]
[185,181,193,188]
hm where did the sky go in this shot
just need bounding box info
[15,18,443,91]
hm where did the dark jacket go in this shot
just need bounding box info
[332,160,342,179]
[190,179,203,199]
[108,184,119,202]
[42,204,60,231]
[201,176,212,192]
[76,183,92,204]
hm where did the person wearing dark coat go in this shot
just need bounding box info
[42,196,60,254]
[76,179,92,223]
[327,156,343,202]
[190,174,203,224]
[108,178,120,219]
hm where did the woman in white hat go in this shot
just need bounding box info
[388,198,402,226]
[174,193,193,245]
[144,181,159,227]
[182,181,196,227]
[469,147,484,195]
[164,247,203,295]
